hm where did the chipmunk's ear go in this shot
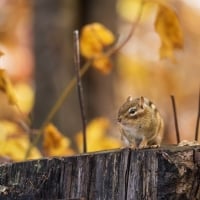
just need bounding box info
[139,96,145,108]
[127,96,133,102]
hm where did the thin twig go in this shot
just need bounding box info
[107,0,145,56]
[170,95,180,143]
[195,88,200,141]
[17,119,32,134]
[73,30,87,153]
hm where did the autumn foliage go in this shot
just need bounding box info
[155,5,183,60]
[80,23,115,74]
[0,0,198,162]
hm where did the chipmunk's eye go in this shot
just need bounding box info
[128,107,137,116]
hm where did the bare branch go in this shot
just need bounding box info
[107,0,145,56]
[170,95,180,143]
[195,88,200,141]
[73,30,87,153]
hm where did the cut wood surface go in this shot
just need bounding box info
[0,145,200,200]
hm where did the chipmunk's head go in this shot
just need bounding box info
[118,96,164,146]
[117,96,149,128]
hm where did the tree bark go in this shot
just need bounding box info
[32,0,82,136]
[0,146,199,199]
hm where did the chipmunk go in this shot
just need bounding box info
[117,96,164,148]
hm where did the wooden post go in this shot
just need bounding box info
[0,146,199,199]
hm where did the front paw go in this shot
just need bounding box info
[129,144,137,150]
[149,144,160,148]
[137,144,160,149]
[138,145,149,149]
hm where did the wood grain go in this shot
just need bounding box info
[0,146,199,199]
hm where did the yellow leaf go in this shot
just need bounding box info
[117,0,156,22]
[80,23,115,59]
[43,123,74,156]
[14,83,34,113]
[0,135,41,161]
[155,5,184,60]
[92,55,113,74]
[75,118,121,152]
[0,120,41,161]
[0,69,17,105]
[117,0,142,21]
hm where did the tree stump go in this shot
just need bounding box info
[0,146,199,199]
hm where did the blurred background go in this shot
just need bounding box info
[0,0,199,159]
